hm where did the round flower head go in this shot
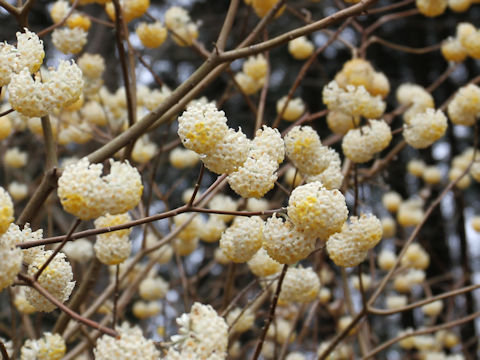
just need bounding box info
[8,70,53,117]
[52,27,87,54]
[423,165,442,185]
[177,102,229,155]
[227,307,255,333]
[50,0,70,23]
[200,215,226,243]
[288,36,314,60]
[447,84,480,126]
[105,0,150,23]
[77,53,105,79]
[326,110,360,135]
[382,191,402,213]
[422,300,444,317]
[173,213,203,242]
[276,96,305,121]
[377,249,397,271]
[0,187,14,235]
[139,276,169,300]
[220,216,264,263]
[284,126,329,175]
[247,248,282,277]
[136,21,167,48]
[416,0,448,16]
[0,43,17,87]
[4,147,27,168]
[263,214,316,265]
[342,119,392,163]
[207,194,238,222]
[288,181,348,240]
[164,6,198,46]
[8,181,28,201]
[441,37,468,62]
[243,54,267,80]
[94,322,160,359]
[448,0,471,12]
[397,198,425,227]
[21,332,66,360]
[131,136,157,164]
[303,148,344,190]
[249,125,285,164]
[25,250,75,312]
[62,238,93,263]
[201,128,250,174]
[66,13,92,31]
[2,223,44,264]
[326,231,368,268]
[322,80,386,119]
[94,213,132,265]
[58,158,143,220]
[227,156,278,198]
[235,71,263,95]
[0,227,23,291]
[401,243,430,270]
[169,147,200,169]
[381,217,396,238]
[251,0,285,17]
[403,108,448,149]
[277,267,320,304]
[166,302,228,359]
[15,29,45,74]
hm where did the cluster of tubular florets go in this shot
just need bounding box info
[57,157,143,220]
[0,224,23,292]
[403,108,448,149]
[396,83,435,123]
[326,214,383,267]
[288,36,314,60]
[93,212,132,265]
[284,126,344,189]
[416,0,448,17]
[166,302,228,359]
[20,332,66,360]
[52,27,88,54]
[322,80,386,119]
[235,54,268,95]
[441,22,480,62]
[342,119,392,163]
[219,216,264,263]
[136,21,167,48]
[227,125,284,198]
[287,181,348,241]
[164,6,198,46]
[105,0,150,23]
[447,84,480,126]
[94,322,160,359]
[275,267,320,304]
[0,187,14,235]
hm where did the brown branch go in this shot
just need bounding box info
[216,0,241,51]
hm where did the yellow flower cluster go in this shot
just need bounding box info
[442,22,480,62]
[304,148,344,190]
[342,119,392,163]
[105,0,150,23]
[132,135,158,164]
[288,36,314,60]
[57,158,143,220]
[25,250,75,312]
[276,96,306,122]
[164,6,198,46]
[397,198,425,227]
[287,181,348,240]
[235,54,268,95]
[416,0,448,16]
[396,83,435,123]
[94,213,132,265]
[326,214,383,267]
[136,21,168,48]
[250,0,285,18]
[247,248,282,277]
[0,224,23,291]
[94,322,160,359]
[78,53,105,80]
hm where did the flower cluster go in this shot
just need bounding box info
[136,21,168,48]
[416,0,448,17]
[235,54,267,95]
[403,108,448,149]
[276,267,320,304]
[57,158,143,220]
[164,6,199,46]
[220,216,264,263]
[288,36,314,60]
[396,83,435,122]
[25,250,75,312]
[0,187,14,235]
[94,212,132,265]
[52,27,87,54]
[447,84,480,126]
[94,322,160,359]
[326,214,383,267]
[287,181,348,241]
[342,119,392,163]
[166,302,228,359]
[20,332,66,360]
[0,224,23,291]
[105,0,150,23]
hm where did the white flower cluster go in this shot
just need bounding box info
[228,125,284,198]
[235,54,267,95]
[220,216,264,263]
[403,108,448,149]
[94,213,132,265]
[52,27,88,54]
[0,224,23,291]
[288,36,314,60]
[247,248,282,277]
[326,214,383,267]
[342,119,392,163]
[276,267,320,304]
[447,84,480,126]
[25,250,75,312]
[94,322,160,360]
[287,181,348,241]
[0,186,14,235]
[166,302,228,359]
[57,158,143,220]
[20,332,66,360]
[396,83,435,123]
[8,60,84,117]
[165,6,199,46]
[285,126,344,189]
[322,80,386,119]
